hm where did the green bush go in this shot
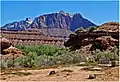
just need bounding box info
[89,47,119,64]
[1,45,118,69]
[15,45,66,56]
[0,58,15,69]
[88,26,97,32]
[1,45,74,68]
[14,52,39,68]
[0,51,86,68]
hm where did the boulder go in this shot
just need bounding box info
[49,71,56,75]
[94,36,118,50]
[88,74,96,79]
[0,37,12,54]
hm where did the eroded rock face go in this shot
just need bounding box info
[29,12,96,31]
[64,32,118,51]
[91,36,118,51]
[64,22,119,51]
[0,37,12,54]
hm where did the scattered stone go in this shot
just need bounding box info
[66,73,70,76]
[88,74,96,79]
[49,71,56,75]
[56,74,59,76]
[96,67,119,80]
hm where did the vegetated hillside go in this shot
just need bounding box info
[1,11,96,32]
[97,22,119,32]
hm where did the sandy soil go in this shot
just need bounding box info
[0,66,119,81]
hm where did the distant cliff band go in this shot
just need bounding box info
[1,31,119,46]
[1,31,65,46]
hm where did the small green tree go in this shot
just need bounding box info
[88,26,97,32]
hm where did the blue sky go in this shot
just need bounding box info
[1,1,119,26]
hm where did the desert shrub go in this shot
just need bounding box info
[16,52,38,67]
[15,45,39,55]
[0,59,8,69]
[1,45,73,68]
[1,45,118,69]
[89,46,119,64]
[0,51,86,68]
[49,51,86,65]
[88,26,97,32]
[0,58,14,69]
[15,45,67,56]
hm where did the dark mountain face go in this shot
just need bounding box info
[1,11,96,32]
[70,13,96,31]
[29,12,72,30]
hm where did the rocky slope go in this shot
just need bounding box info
[1,11,96,32]
[97,22,119,32]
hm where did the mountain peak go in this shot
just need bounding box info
[25,17,31,21]
[74,13,83,18]
[59,10,65,14]
[25,17,32,24]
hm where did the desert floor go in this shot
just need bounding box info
[0,66,119,82]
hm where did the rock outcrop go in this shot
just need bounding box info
[1,46,24,59]
[90,36,118,51]
[97,22,119,32]
[64,22,119,51]
[0,37,23,59]
[0,37,12,54]
[64,31,118,50]
[3,46,23,55]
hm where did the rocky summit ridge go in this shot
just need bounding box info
[1,11,96,32]
[1,11,97,38]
